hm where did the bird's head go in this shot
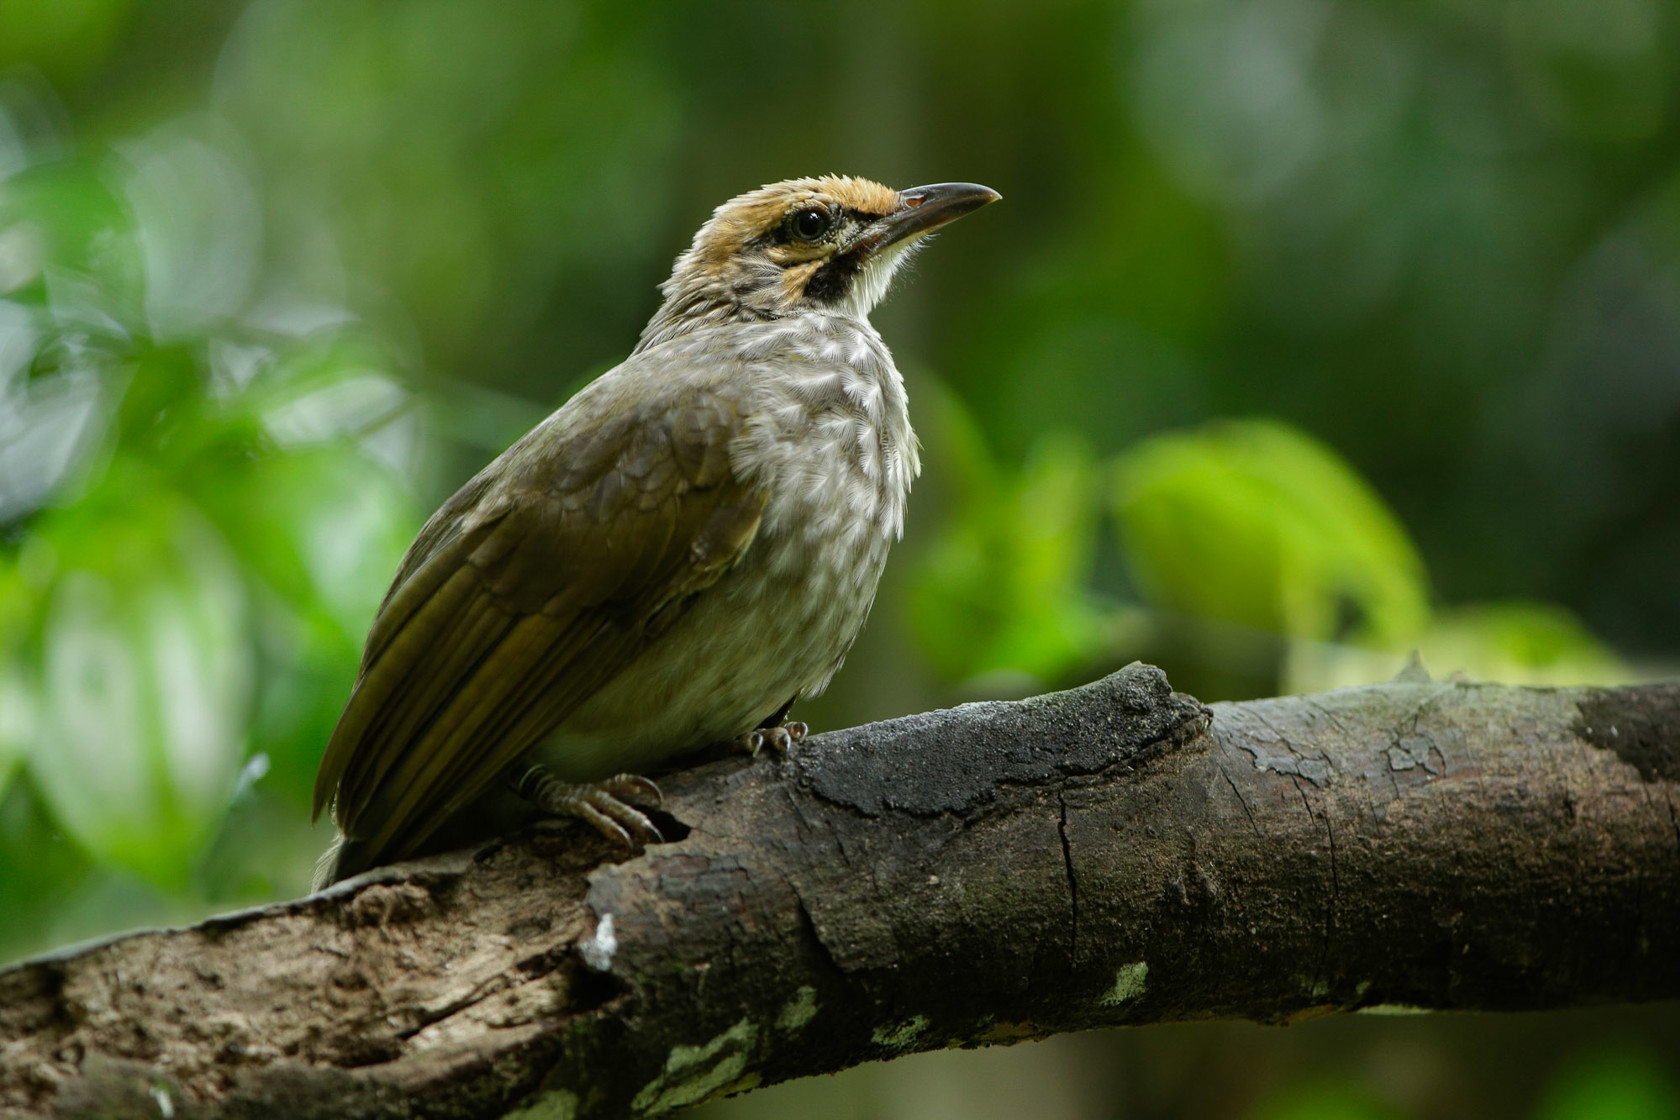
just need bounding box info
[644,175,1000,342]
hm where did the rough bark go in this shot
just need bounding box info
[1,663,1677,1119]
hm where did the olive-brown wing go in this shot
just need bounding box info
[311,389,763,871]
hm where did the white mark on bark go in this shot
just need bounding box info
[579,912,616,972]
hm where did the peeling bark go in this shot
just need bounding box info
[2,663,1677,1119]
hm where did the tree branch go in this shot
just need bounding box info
[3,663,1677,1119]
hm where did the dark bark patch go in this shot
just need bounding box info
[1576,684,1680,783]
[791,663,1209,817]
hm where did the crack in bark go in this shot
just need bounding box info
[1286,770,1338,993]
[1288,772,1316,821]
[1667,788,1680,859]
[1057,793,1079,962]
[1219,764,1261,835]
[792,888,844,978]
[1321,813,1340,988]
[1304,698,1356,740]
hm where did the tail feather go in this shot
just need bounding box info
[312,833,382,890]
[311,835,346,891]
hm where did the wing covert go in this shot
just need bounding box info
[312,383,762,871]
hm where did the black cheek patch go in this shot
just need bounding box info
[804,249,865,305]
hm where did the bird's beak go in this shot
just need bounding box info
[860,182,1001,254]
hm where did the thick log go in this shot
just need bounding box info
[1,663,1676,1118]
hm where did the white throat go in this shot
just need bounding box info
[840,238,926,320]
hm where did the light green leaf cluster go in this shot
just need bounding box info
[912,408,1623,695]
[1113,419,1429,649]
[908,386,1115,687]
[26,484,251,888]
[1287,601,1626,693]
[0,100,419,894]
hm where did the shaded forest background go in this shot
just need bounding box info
[0,1,1676,1117]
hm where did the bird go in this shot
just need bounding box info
[311,175,1000,888]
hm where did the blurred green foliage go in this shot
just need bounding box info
[0,105,418,943]
[909,387,1113,685]
[0,0,1677,1115]
[1249,1083,1399,1120]
[1113,419,1429,648]
[909,399,1618,699]
[1535,1041,1680,1120]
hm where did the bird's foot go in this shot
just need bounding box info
[514,765,663,846]
[732,720,808,757]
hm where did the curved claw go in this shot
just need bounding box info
[573,800,634,847]
[731,720,810,758]
[515,766,665,846]
[574,788,663,846]
[601,772,663,807]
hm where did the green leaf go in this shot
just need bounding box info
[909,387,1110,686]
[26,476,253,888]
[0,154,144,322]
[0,669,30,804]
[1112,418,1429,646]
[0,559,39,803]
[192,440,418,644]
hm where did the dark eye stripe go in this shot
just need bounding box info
[758,206,884,248]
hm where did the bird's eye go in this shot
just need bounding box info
[789,207,832,242]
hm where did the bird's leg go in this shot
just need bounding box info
[731,696,808,757]
[510,764,664,846]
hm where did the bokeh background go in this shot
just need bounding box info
[1,0,1677,1116]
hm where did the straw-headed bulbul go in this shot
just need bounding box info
[312,176,1000,887]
